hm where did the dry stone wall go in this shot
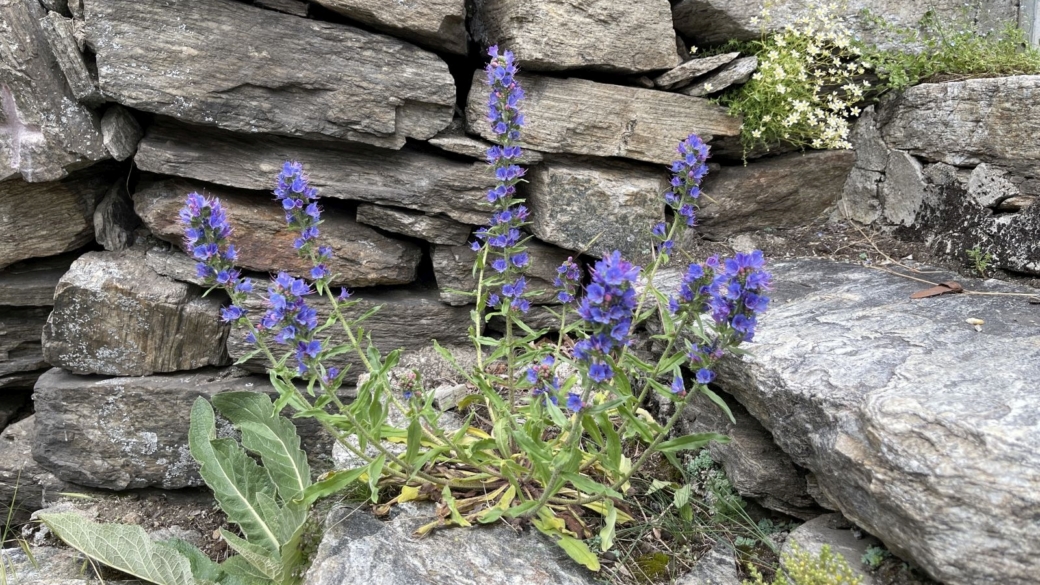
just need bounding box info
[0,0,1030,582]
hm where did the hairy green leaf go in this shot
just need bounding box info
[37,513,196,585]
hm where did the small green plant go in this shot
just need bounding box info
[717,1,870,154]
[966,246,993,276]
[744,544,862,585]
[861,545,890,571]
[39,392,312,585]
[859,9,1040,92]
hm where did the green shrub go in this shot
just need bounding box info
[744,544,862,585]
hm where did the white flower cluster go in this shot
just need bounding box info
[738,1,870,150]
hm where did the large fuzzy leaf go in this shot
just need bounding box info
[211,392,311,502]
[37,513,198,585]
[188,398,281,553]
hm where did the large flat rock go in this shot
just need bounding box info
[878,76,1040,176]
[228,288,471,374]
[32,367,273,489]
[42,250,229,376]
[0,416,66,525]
[304,503,598,585]
[465,72,740,165]
[0,306,50,390]
[312,0,466,54]
[716,259,1040,585]
[672,0,1018,46]
[0,165,114,269]
[355,204,472,246]
[134,178,422,287]
[524,156,666,261]
[470,0,679,73]
[85,0,455,149]
[697,150,855,238]
[0,253,77,306]
[0,0,107,182]
[135,119,495,225]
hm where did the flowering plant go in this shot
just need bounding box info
[44,47,770,582]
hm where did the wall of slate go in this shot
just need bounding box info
[0,0,1024,516]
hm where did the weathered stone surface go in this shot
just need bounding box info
[672,0,1018,46]
[304,502,598,585]
[32,368,268,489]
[525,155,666,261]
[431,239,571,306]
[0,416,66,525]
[849,106,888,173]
[229,288,471,374]
[0,253,76,306]
[42,250,229,376]
[840,167,883,224]
[135,119,494,224]
[100,105,143,162]
[653,52,739,89]
[880,150,929,227]
[698,150,855,237]
[878,76,1040,175]
[465,72,741,165]
[85,0,455,149]
[428,122,543,164]
[680,56,757,97]
[967,163,1018,208]
[782,514,882,585]
[678,391,820,519]
[0,306,49,389]
[716,259,1040,585]
[0,165,113,269]
[37,10,101,106]
[134,178,422,287]
[142,245,207,287]
[94,182,139,251]
[313,0,465,54]
[675,546,740,585]
[356,204,472,246]
[254,0,308,17]
[470,0,678,73]
[0,0,106,182]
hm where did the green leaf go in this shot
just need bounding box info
[562,473,624,500]
[164,538,223,584]
[295,467,367,507]
[700,386,736,424]
[656,432,729,455]
[599,500,617,552]
[552,533,601,571]
[404,418,423,464]
[367,455,386,503]
[188,398,282,553]
[37,513,196,585]
[211,392,311,502]
[221,530,281,580]
[673,484,692,509]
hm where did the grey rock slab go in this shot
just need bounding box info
[254,0,309,17]
[653,52,739,89]
[85,0,455,149]
[675,545,740,585]
[715,259,1040,585]
[37,10,101,106]
[697,150,855,237]
[355,204,472,246]
[304,502,599,585]
[470,0,678,73]
[0,164,113,269]
[849,106,888,173]
[966,162,1018,209]
[0,0,107,182]
[431,238,571,306]
[878,76,1040,175]
[142,245,208,287]
[133,178,422,287]
[782,514,882,585]
[134,119,495,225]
[93,182,139,251]
[672,0,1018,46]
[525,155,667,262]
[99,105,143,162]
[427,125,543,165]
[678,390,821,519]
[313,0,466,55]
[465,72,741,165]
[32,367,277,489]
[41,249,229,376]
[0,306,50,389]
[228,288,471,374]
[0,416,66,526]
[840,167,883,225]
[0,252,77,306]
[880,150,929,227]
[680,56,757,97]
